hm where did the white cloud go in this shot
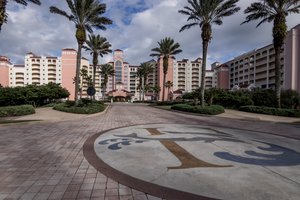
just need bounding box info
[0,0,299,69]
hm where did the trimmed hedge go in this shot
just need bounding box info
[0,105,35,117]
[171,104,224,115]
[239,106,300,117]
[53,101,106,114]
[154,101,184,106]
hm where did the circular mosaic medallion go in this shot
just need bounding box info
[83,124,300,200]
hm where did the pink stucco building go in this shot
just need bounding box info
[61,49,77,100]
[0,56,11,87]
[284,24,300,93]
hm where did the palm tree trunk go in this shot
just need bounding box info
[102,76,107,100]
[162,74,166,101]
[274,46,281,108]
[92,54,98,100]
[273,16,286,108]
[75,43,82,104]
[92,65,96,100]
[103,85,106,100]
[162,56,169,102]
[201,40,208,107]
[142,76,145,102]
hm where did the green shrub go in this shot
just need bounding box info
[154,101,183,106]
[64,100,76,107]
[0,83,70,107]
[280,89,300,109]
[251,89,277,107]
[239,106,300,117]
[213,91,253,109]
[53,102,106,114]
[0,105,35,117]
[171,104,224,115]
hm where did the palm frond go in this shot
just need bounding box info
[14,0,41,6]
[50,6,73,20]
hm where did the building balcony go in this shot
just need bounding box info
[32,64,40,68]
[16,77,24,80]
[48,77,56,81]
[48,74,56,79]
[32,73,40,78]
[15,72,24,76]
[16,82,24,86]
[32,68,40,73]
[48,68,56,73]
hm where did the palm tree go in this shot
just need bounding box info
[83,34,112,90]
[150,37,182,101]
[165,81,173,101]
[152,85,161,101]
[79,68,92,98]
[0,0,41,31]
[242,0,300,108]
[50,0,112,103]
[179,0,240,106]
[137,62,154,102]
[100,64,115,100]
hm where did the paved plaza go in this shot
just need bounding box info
[0,104,300,200]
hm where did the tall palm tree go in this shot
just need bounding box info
[179,0,240,106]
[0,0,41,31]
[242,0,300,108]
[100,64,115,100]
[152,85,161,101]
[79,68,92,98]
[50,0,112,103]
[150,37,182,101]
[137,62,154,101]
[165,81,173,101]
[83,34,112,89]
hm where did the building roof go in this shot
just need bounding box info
[14,64,25,67]
[62,48,77,52]
[0,56,11,64]
[114,49,123,52]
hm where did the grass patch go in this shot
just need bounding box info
[239,106,300,118]
[53,100,106,114]
[171,104,224,115]
[0,105,35,117]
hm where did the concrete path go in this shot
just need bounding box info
[219,109,300,123]
[0,104,299,200]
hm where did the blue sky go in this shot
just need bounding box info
[0,0,299,68]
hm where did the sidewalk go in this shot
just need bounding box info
[218,109,300,123]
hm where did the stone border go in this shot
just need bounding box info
[83,126,219,200]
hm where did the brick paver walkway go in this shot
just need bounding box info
[0,104,299,200]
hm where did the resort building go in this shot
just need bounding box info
[220,24,300,93]
[0,56,12,87]
[173,58,202,92]
[1,24,298,100]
